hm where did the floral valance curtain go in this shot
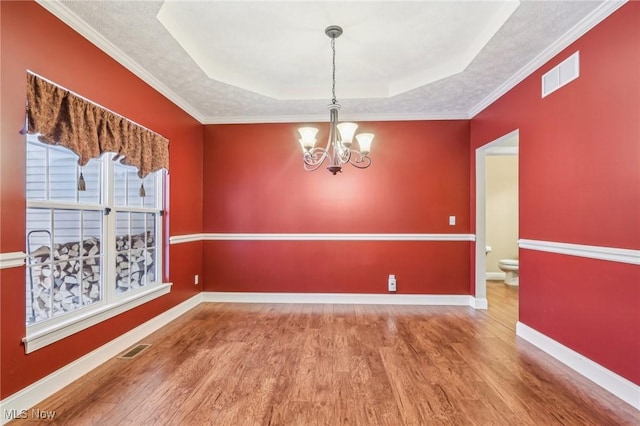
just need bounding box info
[25,72,169,178]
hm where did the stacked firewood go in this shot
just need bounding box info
[115,232,155,293]
[28,232,154,321]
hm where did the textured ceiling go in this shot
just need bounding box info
[42,1,621,124]
[155,1,519,100]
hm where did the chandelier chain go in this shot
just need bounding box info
[331,37,337,104]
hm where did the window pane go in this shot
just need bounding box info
[53,210,81,249]
[48,147,78,202]
[83,210,102,245]
[142,173,157,208]
[26,209,53,325]
[146,213,156,248]
[143,248,156,285]
[81,257,102,305]
[113,162,128,207]
[78,158,102,205]
[114,162,156,208]
[82,210,103,305]
[27,208,104,323]
[131,212,145,237]
[130,249,145,289]
[27,264,53,324]
[27,138,102,205]
[116,212,130,251]
[26,141,47,200]
[52,258,81,317]
[115,211,131,294]
[127,169,142,207]
[114,211,159,293]
[27,209,52,257]
[115,250,130,294]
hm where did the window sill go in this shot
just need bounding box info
[22,282,172,354]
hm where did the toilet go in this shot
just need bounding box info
[498,259,519,286]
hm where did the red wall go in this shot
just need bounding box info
[0,1,203,398]
[4,0,637,403]
[470,2,640,384]
[203,121,471,294]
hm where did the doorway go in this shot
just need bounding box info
[474,129,519,312]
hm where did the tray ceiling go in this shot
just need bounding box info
[41,1,620,124]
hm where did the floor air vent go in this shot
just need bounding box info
[118,344,151,359]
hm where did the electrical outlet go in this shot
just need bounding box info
[194,274,199,285]
[449,215,456,226]
[388,274,397,292]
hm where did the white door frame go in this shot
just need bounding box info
[474,129,519,308]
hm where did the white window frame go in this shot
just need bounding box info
[23,139,171,354]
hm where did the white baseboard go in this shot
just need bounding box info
[516,321,640,410]
[203,291,481,307]
[486,272,506,281]
[0,294,202,425]
[473,297,488,309]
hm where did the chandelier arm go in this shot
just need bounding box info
[338,145,351,163]
[303,160,327,172]
[303,147,330,167]
[347,151,372,169]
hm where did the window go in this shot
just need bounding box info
[25,135,167,351]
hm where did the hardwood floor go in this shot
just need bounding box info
[15,299,638,425]
[484,280,519,330]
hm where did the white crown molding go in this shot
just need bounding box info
[34,0,205,124]
[201,112,470,125]
[0,252,26,269]
[516,322,640,410]
[468,0,627,118]
[519,239,640,265]
[203,291,479,307]
[170,233,476,244]
[0,293,202,425]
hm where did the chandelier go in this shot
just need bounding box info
[298,25,374,175]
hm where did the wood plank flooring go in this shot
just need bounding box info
[14,293,638,425]
[484,280,518,330]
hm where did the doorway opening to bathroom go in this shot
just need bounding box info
[475,129,519,329]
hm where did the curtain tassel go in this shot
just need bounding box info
[19,100,28,135]
[139,182,146,197]
[77,169,86,191]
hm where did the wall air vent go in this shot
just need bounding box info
[542,51,580,98]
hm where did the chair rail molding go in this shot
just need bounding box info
[519,239,640,265]
[0,252,26,269]
[170,233,476,244]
